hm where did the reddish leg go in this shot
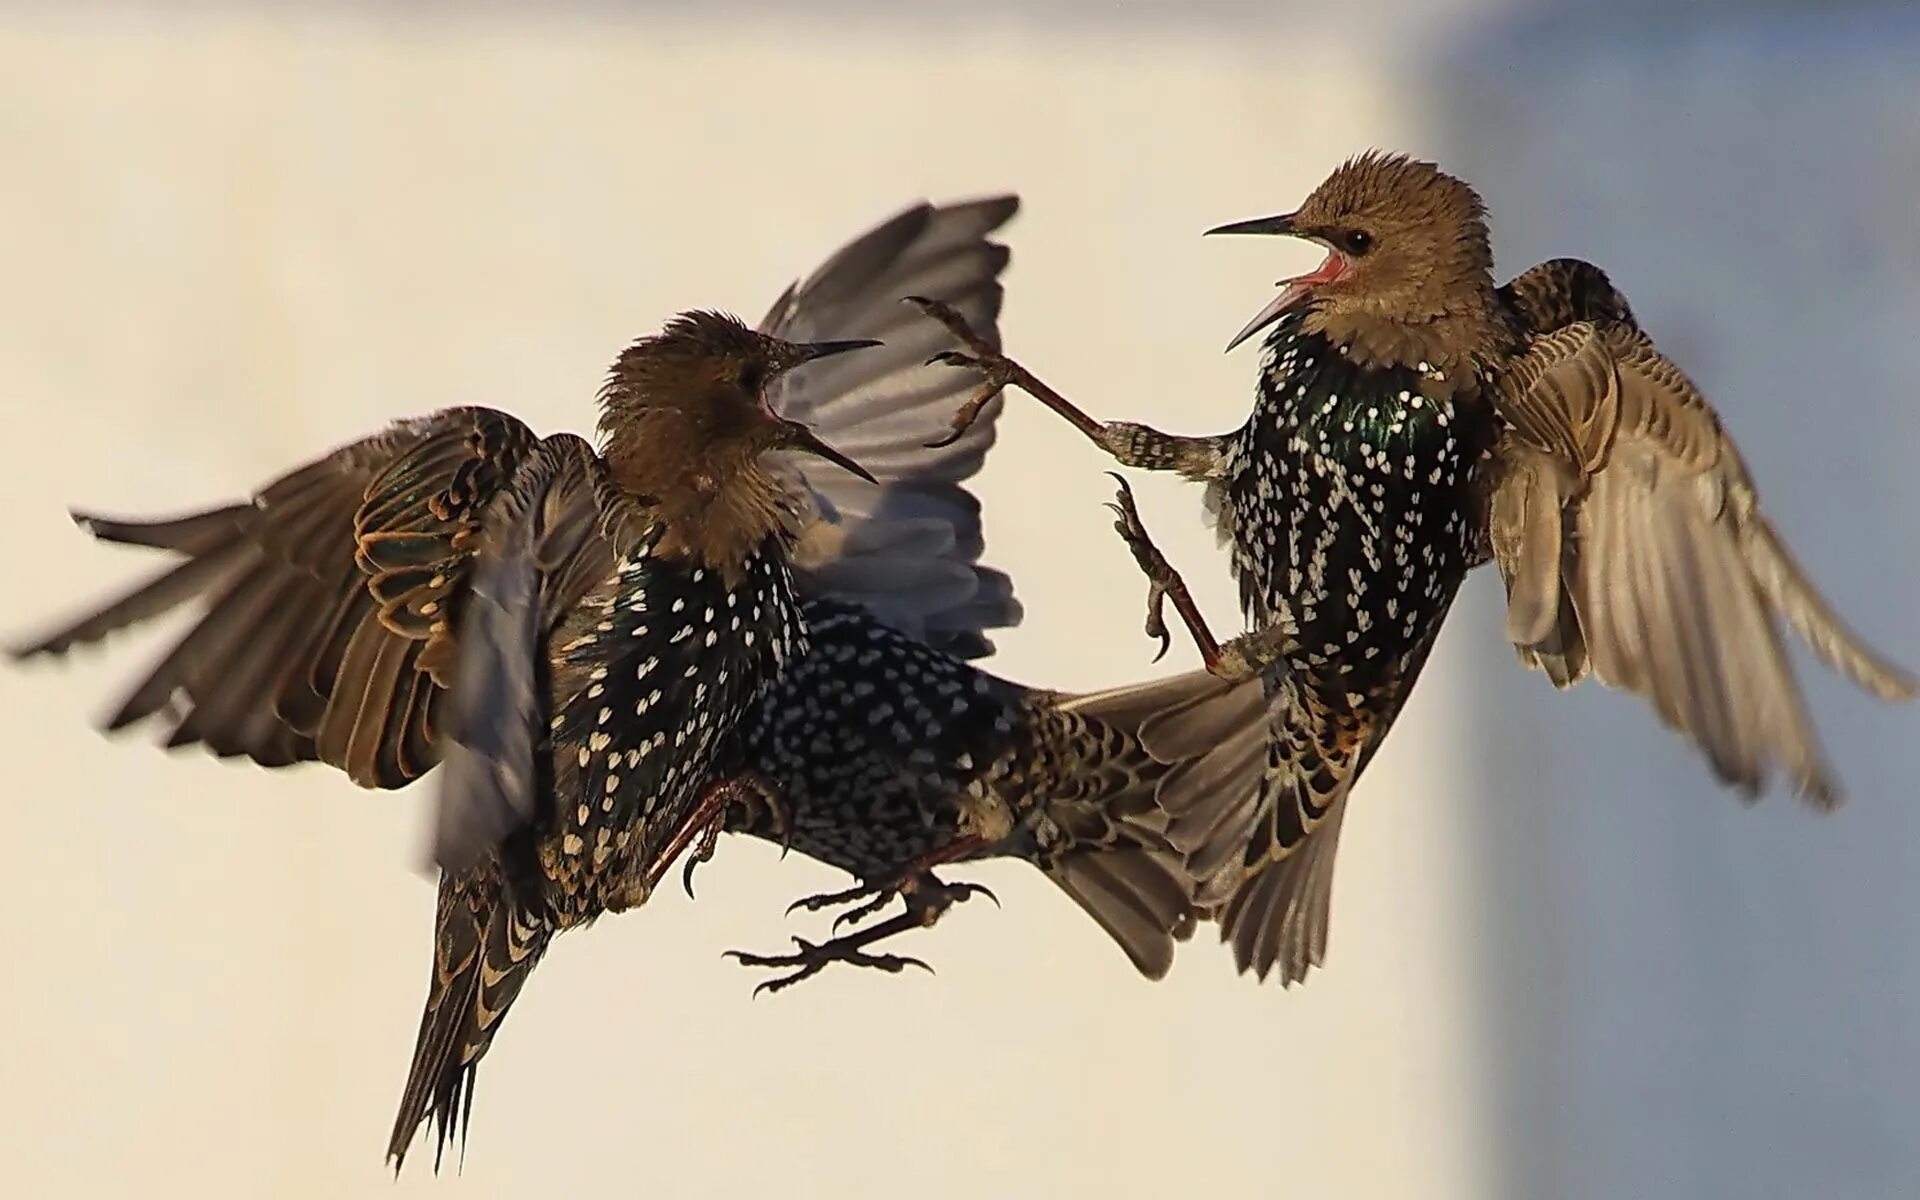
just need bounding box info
[636,771,790,901]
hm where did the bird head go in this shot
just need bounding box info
[598,311,879,568]
[599,310,877,487]
[1209,152,1497,362]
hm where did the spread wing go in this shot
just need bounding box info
[760,195,1022,659]
[1486,260,1914,806]
[10,407,619,793]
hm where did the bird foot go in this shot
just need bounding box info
[908,295,1111,450]
[1101,474,1259,679]
[684,770,793,899]
[908,296,1021,449]
[724,936,933,997]
[638,771,790,902]
[729,869,995,996]
[1104,474,1176,662]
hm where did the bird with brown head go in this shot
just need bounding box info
[921,149,1912,990]
[599,310,877,581]
[8,195,1267,1172]
[10,300,880,1172]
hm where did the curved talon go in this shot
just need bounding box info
[911,294,1017,449]
[725,936,933,998]
[925,425,969,451]
[1104,473,1177,660]
[829,890,895,932]
[936,880,1000,910]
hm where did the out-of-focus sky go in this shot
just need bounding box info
[0,3,1914,1198]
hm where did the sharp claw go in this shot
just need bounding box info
[681,856,699,900]
[924,425,967,451]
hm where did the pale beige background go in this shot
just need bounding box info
[1,5,1915,1199]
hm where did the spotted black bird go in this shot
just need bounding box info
[426,199,1266,995]
[12,311,881,1169]
[920,152,1915,987]
[11,197,1260,1167]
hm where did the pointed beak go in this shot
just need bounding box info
[1207,211,1343,353]
[1204,212,1297,238]
[1222,292,1297,354]
[795,337,883,364]
[782,420,877,485]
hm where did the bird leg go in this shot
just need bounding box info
[634,770,791,902]
[1106,475,1294,682]
[724,868,993,997]
[907,297,1226,479]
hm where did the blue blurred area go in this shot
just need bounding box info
[1435,9,1920,1198]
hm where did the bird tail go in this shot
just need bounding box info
[1038,669,1271,979]
[1138,670,1354,987]
[1140,625,1446,987]
[388,867,550,1175]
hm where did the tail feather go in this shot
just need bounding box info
[1046,847,1194,979]
[1170,636,1444,987]
[389,869,549,1174]
[1036,670,1269,977]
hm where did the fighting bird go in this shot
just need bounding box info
[661,200,1256,996]
[13,311,880,1168]
[919,152,1915,988]
[12,197,1263,1167]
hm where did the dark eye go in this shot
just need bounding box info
[738,366,764,394]
[1341,229,1374,255]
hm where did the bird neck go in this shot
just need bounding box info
[1304,301,1511,397]
[602,423,798,583]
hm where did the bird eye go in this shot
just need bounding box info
[1341,230,1374,256]
[738,366,763,394]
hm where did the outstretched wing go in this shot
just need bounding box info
[760,195,1022,658]
[11,407,544,788]
[11,407,541,787]
[1486,259,1914,806]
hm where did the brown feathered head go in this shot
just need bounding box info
[1209,152,1503,373]
[598,310,877,568]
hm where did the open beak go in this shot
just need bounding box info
[782,420,877,485]
[795,337,883,364]
[1205,211,1345,353]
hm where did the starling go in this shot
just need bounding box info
[921,152,1915,987]
[12,312,881,1171]
[11,196,1259,1162]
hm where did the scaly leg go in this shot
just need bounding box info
[725,870,993,997]
[1105,475,1295,682]
[907,297,1228,480]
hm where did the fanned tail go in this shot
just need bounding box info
[1142,637,1443,986]
[1041,669,1270,978]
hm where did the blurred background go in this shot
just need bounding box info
[1,2,1915,1197]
